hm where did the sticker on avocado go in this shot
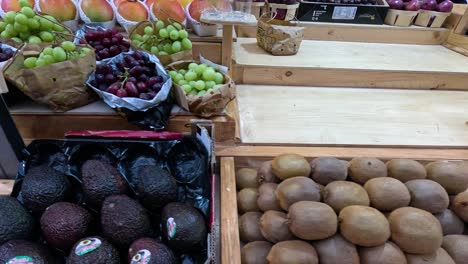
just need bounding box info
[131,249,151,264]
[167,217,177,239]
[6,256,33,264]
[75,238,102,256]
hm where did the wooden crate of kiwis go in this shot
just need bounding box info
[218,146,468,264]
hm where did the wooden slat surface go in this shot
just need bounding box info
[236,85,468,147]
[233,38,468,89]
[9,101,236,143]
[220,157,241,264]
[236,23,450,45]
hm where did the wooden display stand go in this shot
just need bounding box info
[444,8,468,56]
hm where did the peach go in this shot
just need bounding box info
[145,0,153,8]
[81,0,114,22]
[151,0,185,23]
[1,0,34,12]
[188,0,214,21]
[117,0,148,21]
[39,0,77,21]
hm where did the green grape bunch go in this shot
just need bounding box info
[131,20,192,57]
[0,0,66,43]
[169,62,225,97]
[23,41,92,68]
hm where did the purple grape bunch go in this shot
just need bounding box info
[83,28,131,61]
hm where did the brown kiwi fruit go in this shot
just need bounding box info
[364,177,411,211]
[313,234,359,264]
[339,205,390,247]
[257,161,279,184]
[406,248,455,264]
[237,168,259,190]
[405,179,449,213]
[442,234,468,264]
[275,177,321,211]
[452,191,468,222]
[257,183,281,212]
[426,161,468,195]
[267,240,318,264]
[386,159,427,182]
[323,181,370,213]
[310,157,348,185]
[238,188,260,213]
[259,211,295,243]
[434,209,465,235]
[239,212,265,242]
[241,241,272,264]
[388,207,443,254]
[287,201,337,240]
[271,154,311,180]
[360,241,407,264]
[349,157,387,184]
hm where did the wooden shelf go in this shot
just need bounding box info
[9,100,236,143]
[233,38,468,90]
[235,85,468,147]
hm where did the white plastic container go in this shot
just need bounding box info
[384,9,418,27]
[78,0,116,29]
[186,2,217,37]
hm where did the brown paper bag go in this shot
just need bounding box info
[130,21,193,66]
[167,60,236,117]
[3,45,96,112]
[256,16,304,56]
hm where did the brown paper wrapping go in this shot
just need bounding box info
[3,45,96,112]
[167,60,236,117]
[256,16,304,56]
[129,21,193,66]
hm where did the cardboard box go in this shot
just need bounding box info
[297,0,389,25]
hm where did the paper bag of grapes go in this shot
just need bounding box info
[256,15,303,56]
[3,41,96,111]
[75,25,131,61]
[167,59,235,117]
[0,0,74,51]
[129,20,193,66]
[86,51,173,129]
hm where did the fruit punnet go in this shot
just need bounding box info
[0,0,66,43]
[80,0,114,22]
[82,28,130,61]
[91,51,166,100]
[169,62,225,97]
[23,41,91,68]
[131,20,192,57]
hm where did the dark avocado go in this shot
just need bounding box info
[21,165,70,213]
[67,236,119,264]
[101,195,153,248]
[40,202,93,251]
[81,159,129,207]
[136,166,178,211]
[161,202,207,253]
[0,240,54,264]
[128,237,177,264]
[0,196,35,244]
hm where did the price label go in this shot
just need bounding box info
[332,6,357,20]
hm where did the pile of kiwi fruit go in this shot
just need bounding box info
[237,154,468,264]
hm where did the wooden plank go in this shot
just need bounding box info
[217,146,468,161]
[0,180,14,196]
[233,38,468,89]
[236,85,468,147]
[454,8,468,35]
[9,101,236,143]
[236,23,450,45]
[220,157,241,264]
[444,32,468,57]
[192,42,222,64]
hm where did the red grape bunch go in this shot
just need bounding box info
[92,51,165,100]
[83,28,130,61]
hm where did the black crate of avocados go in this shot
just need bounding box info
[0,99,220,264]
[297,0,389,24]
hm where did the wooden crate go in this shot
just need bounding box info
[443,8,468,57]
[218,146,468,264]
